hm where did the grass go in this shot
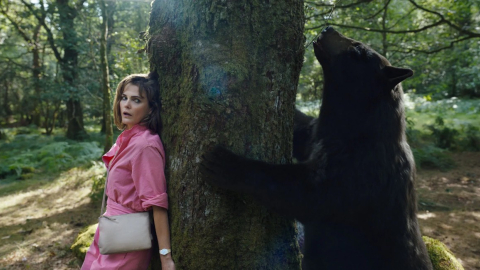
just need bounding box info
[404,95,480,129]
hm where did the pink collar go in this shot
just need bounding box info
[117,124,148,145]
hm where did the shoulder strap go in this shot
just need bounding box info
[100,151,119,217]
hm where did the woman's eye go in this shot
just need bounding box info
[121,96,127,100]
[134,99,141,103]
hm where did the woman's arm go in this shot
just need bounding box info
[153,206,175,270]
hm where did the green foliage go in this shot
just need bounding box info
[460,124,480,151]
[90,172,106,203]
[295,100,321,117]
[426,116,460,150]
[406,95,479,133]
[300,0,480,101]
[405,97,480,170]
[0,127,103,180]
[412,145,455,171]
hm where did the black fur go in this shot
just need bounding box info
[200,27,433,270]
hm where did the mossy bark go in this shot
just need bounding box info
[148,0,305,269]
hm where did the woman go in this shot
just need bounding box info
[82,73,175,270]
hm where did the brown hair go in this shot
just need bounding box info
[113,72,162,134]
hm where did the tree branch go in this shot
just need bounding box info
[305,0,373,9]
[306,21,446,34]
[388,8,416,29]
[389,36,473,55]
[0,10,32,43]
[306,0,480,45]
[364,0,391,20]
[1,56,33,70]
[407,0,480,38]
[305,0,375,20]
[20,0,63,62]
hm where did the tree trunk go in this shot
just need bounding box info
[100,0,113,152]
[148,1,305,269]
[3,80,12,123]
[32,23,42,127]
[57,0,87,140]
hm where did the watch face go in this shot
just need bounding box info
[160,249,170,255]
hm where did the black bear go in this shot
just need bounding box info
[200,26,433,270]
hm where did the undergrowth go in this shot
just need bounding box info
[0,127,103,180]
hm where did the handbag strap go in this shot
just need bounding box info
[100,150,119,217]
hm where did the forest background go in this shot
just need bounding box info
[0,0,479,269]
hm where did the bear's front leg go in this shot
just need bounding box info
[200,146,251,191]
[200,146,315,222]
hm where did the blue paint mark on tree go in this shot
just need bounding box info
[209,87,221,98]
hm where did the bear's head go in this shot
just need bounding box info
[313,27,413,142]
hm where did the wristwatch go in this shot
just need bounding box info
[159,249,171,256]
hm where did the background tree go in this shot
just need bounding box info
[99,0,112,152]
[148,0,305,268]
[0,3,43,126]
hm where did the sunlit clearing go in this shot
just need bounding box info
[0,163,104,227]
[417,212,436,220]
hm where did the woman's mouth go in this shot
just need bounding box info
[123,112,132,117]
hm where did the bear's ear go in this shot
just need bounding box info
[383,66,413,89]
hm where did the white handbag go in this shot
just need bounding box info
[97,155,152,255]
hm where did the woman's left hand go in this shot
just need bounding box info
[160,256,175,270]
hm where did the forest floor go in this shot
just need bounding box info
[0,153,479,270]
[417,152,480,270]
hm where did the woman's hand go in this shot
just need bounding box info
[160,255,175,270]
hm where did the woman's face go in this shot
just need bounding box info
[120,83,151,130]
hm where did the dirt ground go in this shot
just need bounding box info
[416,152,480,270]
[0,153,479,270]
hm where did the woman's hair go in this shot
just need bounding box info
[113,72,162,134]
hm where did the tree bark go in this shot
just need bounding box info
[3,80,12,121]
[148,1,305,269]
[32,23,42,127]
[56,0,88,140]
[100,0,113,152]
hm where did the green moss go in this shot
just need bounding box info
[71,224,97,260]
[423,236,464,270]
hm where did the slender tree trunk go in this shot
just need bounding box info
[32,23,42,127]
[3,80,12,122]
[100,0,113,152]
[148,1,305,269]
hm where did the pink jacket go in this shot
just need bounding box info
[102,124,168,214]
